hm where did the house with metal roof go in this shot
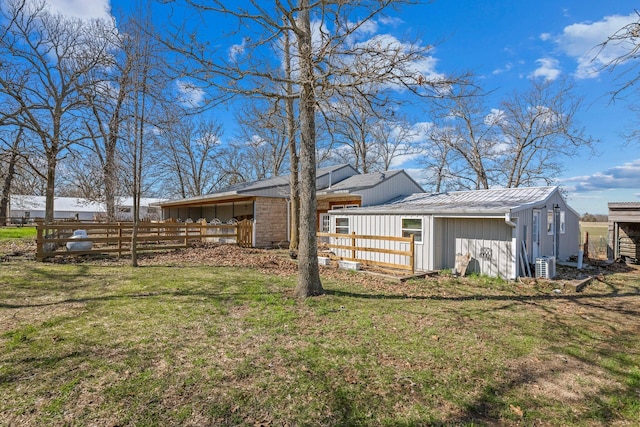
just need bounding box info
[157,164,425,247]
[8,195,164,222]
[327,186,580,279]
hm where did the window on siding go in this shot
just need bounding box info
[320,213,330,232]
[335,217,350,234]
[402,218,422,243]
[547,210,554,235]
[559,211,566,234]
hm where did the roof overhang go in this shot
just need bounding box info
[157,194,256,209]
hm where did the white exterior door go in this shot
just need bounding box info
[532,209,541,260]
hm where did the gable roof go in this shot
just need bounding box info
[337,186,562,215]
[317,170,401,193]
[159,163,421,207]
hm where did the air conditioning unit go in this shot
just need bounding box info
[535,256,556,279]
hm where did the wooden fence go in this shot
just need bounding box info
[36,219,253,261]
[317,232,415,273]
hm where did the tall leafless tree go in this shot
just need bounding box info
[497,78,594,187]
[423,78,594,190]
[597,10,640,144]
[0,127,23,224]
[234,100,289,179]
[0,0,113,222]
[156,115,226,198]
[426,84,498,190]
[80,18,134,221]
[160,0,451,297]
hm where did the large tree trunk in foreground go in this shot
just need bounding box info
[293,0,323,298]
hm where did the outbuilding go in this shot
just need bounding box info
[157,164,424,248]
[328,186,580,279]
[608,202,640,262]
[7,195,164,222]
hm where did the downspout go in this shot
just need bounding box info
[505,212,518,279]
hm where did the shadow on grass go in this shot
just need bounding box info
[324,288,640,314]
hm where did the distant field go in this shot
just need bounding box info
[0,227,36,240]
[580,221,608,258]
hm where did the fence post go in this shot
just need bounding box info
[409,234,415,274]
[118,223,123,258]
[584,231,589,260]
[36,222,44,261]
[351,232,356,260]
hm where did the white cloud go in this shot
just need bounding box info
[554,13,639,79]
[539,32,552,41]
[378,16,404,27]
[176,80,205,107]
[530,57,561,81]
[41,0,112,21]
[229,38,247,61]
[563,158,640,192]
[484,108,506,126]
[492,63,513,75]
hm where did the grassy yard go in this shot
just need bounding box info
[1,256,639,426]
[0,226,36,240]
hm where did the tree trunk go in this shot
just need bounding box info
[293,0,323,297]
[45,156,56,223]
[284,21,299,251]
[0,130,22,225]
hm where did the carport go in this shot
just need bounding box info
[608,202,640,262]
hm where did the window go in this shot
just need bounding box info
[559,211,566,234]
[547,210,554,235]
[402,218,422,243]
[320,213,330,232]
[335,217,350,234]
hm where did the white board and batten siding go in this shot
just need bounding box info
[435,217,515,279]
[331,213,432,272]
[329,186,580,280]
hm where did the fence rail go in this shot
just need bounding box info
[318,232,415,273]
[36,220,253,261]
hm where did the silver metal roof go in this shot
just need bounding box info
[318,170,402,193]
[340,186,559,215]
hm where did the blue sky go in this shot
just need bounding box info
[44,0,640,215]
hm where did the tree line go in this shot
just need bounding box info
[2,0,628,296]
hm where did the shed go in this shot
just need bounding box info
[328,186,580,279]
[608,202,640,262]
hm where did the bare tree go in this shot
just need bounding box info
[80,18,134,221]
[156,116,226,198]
[596,10,640,99]
[426,84,499,190]
[160,0,450,297]
[116,4,171,266]
[423,78,594,190]
[234,100,289,179]
[0,127,23,224]
[596,10,640,144]
[325,90,381,173]
[370,116,421,172]
[0,0,113,222]
[496,78,594,187]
